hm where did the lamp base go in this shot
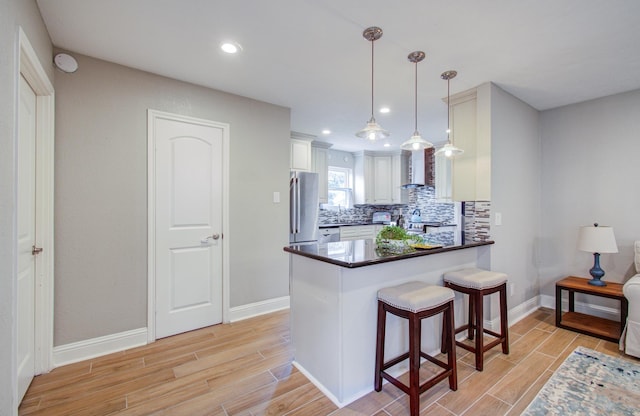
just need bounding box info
[587,277,607,287]
[587,252,607,287]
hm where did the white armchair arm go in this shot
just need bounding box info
[622,275,640,358]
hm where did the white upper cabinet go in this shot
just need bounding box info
[373,156,392,203]
[435,152,452,201]
[450,84,491,201]
[354,150,409,205]
[390,151,409,204]
[354,152,374,204]
[290,133,313,171]
[311,142,331,204]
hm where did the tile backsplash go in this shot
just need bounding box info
[318,186,455,225]
[318,187,491,243]
[463,201,491,242]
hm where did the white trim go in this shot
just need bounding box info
[292,361,346,408]
[229,296,290,322]
[147,110,231,343]
[18,27,55,376]
[52,328,148,368]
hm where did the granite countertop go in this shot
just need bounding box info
[284,239,494,268]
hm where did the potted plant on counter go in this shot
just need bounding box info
[375,226,422,255]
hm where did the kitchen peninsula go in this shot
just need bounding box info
[284,239,493,406]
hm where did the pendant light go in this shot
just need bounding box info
[355,27,389,141]
[436,70,464,158]
[400,51,433,151]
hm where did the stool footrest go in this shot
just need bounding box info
[484,329,502,339]
[455,335,506,353]
[482,338,504,352]
[380,368,454,397]
[382,352,410,370]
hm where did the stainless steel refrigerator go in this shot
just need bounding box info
[289,171,319,243]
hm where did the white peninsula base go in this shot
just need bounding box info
[289,243,491,407]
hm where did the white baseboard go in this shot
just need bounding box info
[53,327,148,367]
[51,296,290,369]
[484,295,541,331]
[292,361,345,408]
[229,295,290,322]
[540,294,620,321]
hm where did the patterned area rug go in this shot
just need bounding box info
[522,346,640,415]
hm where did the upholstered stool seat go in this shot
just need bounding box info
[375,282,457,416]
[443,268,509,371]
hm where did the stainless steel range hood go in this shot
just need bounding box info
[401,149,432,189]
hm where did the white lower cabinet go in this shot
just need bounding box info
[339,225,375,241]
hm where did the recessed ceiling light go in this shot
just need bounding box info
[322,129,331,135]
[383,143,391,147]
[379,107,390,114]
[220,42,242,54]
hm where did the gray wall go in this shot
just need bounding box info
[489,83,542,307]
[539,89,640,295]
[54,53,291,345]
[0,0,53,413]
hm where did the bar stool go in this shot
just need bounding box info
[443,268,509,371]
[374,281,457,416]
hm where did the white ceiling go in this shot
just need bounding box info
[37,0,640,152]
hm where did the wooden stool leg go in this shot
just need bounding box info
[408,312,421,416]
[445,301,458,390]
[474,291,484,371]
[374,301,386,391]
[467,294,475,340]
[441,311,449,354]
[500,284,509,354]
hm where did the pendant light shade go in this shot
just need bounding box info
[356,27,389,141]
[401,51,433,151]
[435,70,464,158]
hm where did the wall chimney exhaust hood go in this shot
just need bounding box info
[401,148,434,189]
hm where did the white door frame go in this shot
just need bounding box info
[147,109,230,343]
[16,26,55,390]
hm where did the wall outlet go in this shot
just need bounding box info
[509,282,515,296]
[273,191,280,203]
[495,212,502,226]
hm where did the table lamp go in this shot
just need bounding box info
[577,223,618,286]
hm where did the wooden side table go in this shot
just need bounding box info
[555,276,628,343]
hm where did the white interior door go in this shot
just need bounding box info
[17,75,37,400]
[153,114,224,339]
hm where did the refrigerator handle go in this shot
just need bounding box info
[296,177,301,233]
[290,176,296,234]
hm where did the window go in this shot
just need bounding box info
[328,167,353,208]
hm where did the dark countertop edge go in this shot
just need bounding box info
[284,240,495,268]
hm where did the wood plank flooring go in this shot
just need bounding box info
[19,308,639,415]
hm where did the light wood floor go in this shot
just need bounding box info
[19,308,638,415]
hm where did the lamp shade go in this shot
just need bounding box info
[356,117,389,141]
[400,133,433,151]
[577,225,618,253]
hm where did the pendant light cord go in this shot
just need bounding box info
[370,39,374,117]
[447,77,451,141]
[414,61,418,133]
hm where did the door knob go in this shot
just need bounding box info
[32,245,43,255]
[200,234,221,243]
